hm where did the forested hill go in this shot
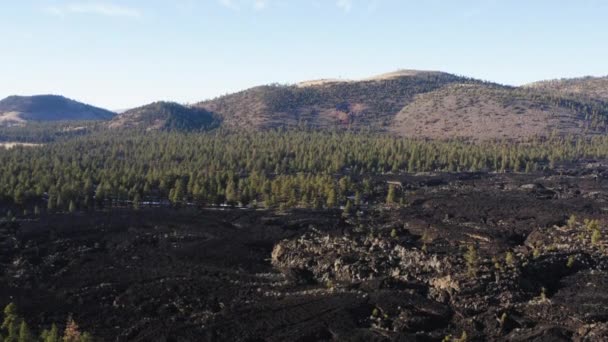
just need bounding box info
[108,101,220,131]
[0,95,114,126]
[195,70,472,131]
[195,70,608,139]
[525,76,608,101]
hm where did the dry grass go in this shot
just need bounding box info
[390,84,596,140]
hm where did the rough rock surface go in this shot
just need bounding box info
[4,164,608,340]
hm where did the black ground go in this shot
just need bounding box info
[3,163,608,341]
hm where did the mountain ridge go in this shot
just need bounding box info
[3,70,608,139]
[195,70,608,139]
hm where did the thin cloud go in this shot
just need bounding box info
[337,0,353,12]
[219,0,240,11]
[253,0,269,11]
[45,2,141,18]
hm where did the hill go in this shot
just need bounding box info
[108,101,220,131]
[391,83,608,139]
[196,70,608,139]
[525,76,608,101]
[196,71,473,130]
[0,95,114,126]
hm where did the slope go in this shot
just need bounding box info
[108,101,220,131]
[0,95,114,126]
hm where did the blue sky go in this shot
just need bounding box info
[1,0,607,109]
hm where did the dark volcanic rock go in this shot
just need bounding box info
[4,169,608,340]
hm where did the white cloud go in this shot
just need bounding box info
[45,2,141,18]
[336,0,353,12]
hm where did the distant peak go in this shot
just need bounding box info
[296,69,449,88]
[363,69,446,81]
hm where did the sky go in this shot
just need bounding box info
[1,0,607,109]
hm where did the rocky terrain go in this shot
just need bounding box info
[4,162,608,340]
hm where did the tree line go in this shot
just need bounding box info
[2,129,608,213]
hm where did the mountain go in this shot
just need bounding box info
[0,95,114,126]
[196,70,608,139]
[5,71,608,139]
[525,76,608,101]
[196,70,473,130]
[108,101,220,131]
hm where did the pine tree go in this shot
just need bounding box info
[465,245,479,276]
[170,179,185,206]
[40,324,59,342]
[2,303,20,342]
[62,318,81,342]
[386,185,396,205]
[80,332,94,342]
[17,321,32,342]
[325,186,336,208]
[68,200,76,213]
[47,194,56,212]
[132,193,141,210]
[342,200,353,217]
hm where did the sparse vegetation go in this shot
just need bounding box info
[390,228,398,239]
[592,228,602,245]
[505,251,515,266]
[567,255,576,268]
[567,215,577,229]
[464,245,479,276]
[0,303,92,342]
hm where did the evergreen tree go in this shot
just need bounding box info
[68,200,76,213]
[225,179,237,205]
[40,324,59,342]
[386,185,396,205]
[132,193,141,210]
[62,318,81,342]
[325,186,337,208]
[342,200,353,217]
[1,303,20,342]
[17,321,32,342]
